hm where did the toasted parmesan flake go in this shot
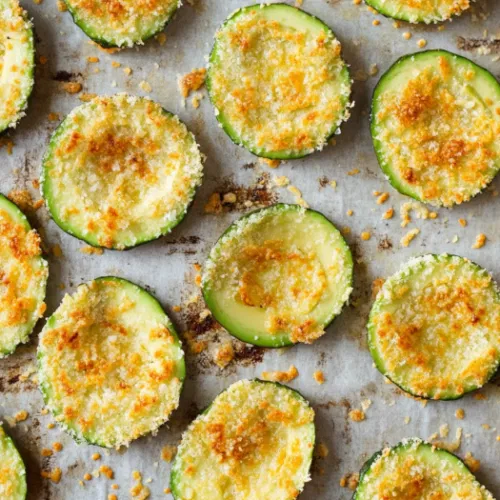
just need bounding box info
[355,439,492,499]
[372,50,500,207]
[171,380,315,500]
[0,195,48,357]
[368,254,500,399]
[64,0,179,47]
[37,277,185,447]
[0,0,34,132]
[365,0,470,23]
[42,94,203,250]
[208,3,352,159]
[202,204,353,347]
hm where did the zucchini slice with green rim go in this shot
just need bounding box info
[364,0,471,24]
[371,49,500,207]
[63,0,180,48]
[0,0,34,132]
[202,204,353,347]
[0,425,27,500]
[207,3,352,159]
[368,254,500,400]
[0,194,48,358]
[354,438,493,500]
[37,276,185,448]
[41,94,203,250]
[170,379,315,500]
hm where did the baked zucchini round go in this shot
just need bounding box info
[37,276,185,448]
[0,0,34,132]
[41,94,203,250]
[354,439,493,500]
[170,379,315,500]
[207,3,352,159]
[0,194,48,358]
[0,425,27,500]
[202,204,353,347]
[63,0,180,47]
[371,50,500,207]
[368,254,500,400]
[364,0,471,24]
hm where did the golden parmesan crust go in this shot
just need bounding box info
[0,426,26,499]
[203,206,353,346]
[0,0,34,131]
[369,0,470,23]
[374,53,500,207]
[172,380,315,500]
[65,0,179,47]
[43,94,203,249]
[357,440,493,500]
[369,254,500,399]
[38,278,184,447]
[209,5,351,157]
[0,199,47,357]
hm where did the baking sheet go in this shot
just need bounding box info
[0,0,499,498]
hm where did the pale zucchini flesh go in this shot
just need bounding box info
[364,0,471,23]
[37,276,185,448]
[354,439,493,500]
[0,426,27,500]
[41,94,203,250]
[202,204,353,347]
[207,3,352,159]
[170,379,315,500]
[371,50,500,207]
[0,194,48,358]
[0,0,34,132]
[368,254,500,400]
[63,0,180,47]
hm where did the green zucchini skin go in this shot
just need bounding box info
[202,204,353,348]
[371,49,500,208]
[0,193,48,358]
[207,3,352,160]
[0,425,27,500]
[41,94,203,251]
[0,0,35,133]
[170,379,315,500]
[367,253,500,400]
[62,0,180,48]
[364,0,471,24]
[354,439,493,500]
[37,276,186,448]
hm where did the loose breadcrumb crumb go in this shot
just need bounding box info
[417,39,427,48]
[472,233,486,249]
[348,409,365,422]
[340,472,359,490]
[14,410,28,422]
[315,442,329,458]
[458,218,467,227]
[52,442,63,452]
[400,228,420,247]
[161,445,177,463]
[139,81,152,93]
[84,473,92,481]
[403,32,412,40]
[262,365,299,383]
[41,448,53,457]
[92,453,101,461]
[62,82,82,94]
[382,208,394,219]
[259,158,281,169]
[179,68,206,98]
[313,370,325,385]
[87,56,99,63]
[99,465,114,479]
[361,231,371,241]
[377,192,389,204]
[456,408,465,420]
[42,468,62,483]
[214,343,234,369]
